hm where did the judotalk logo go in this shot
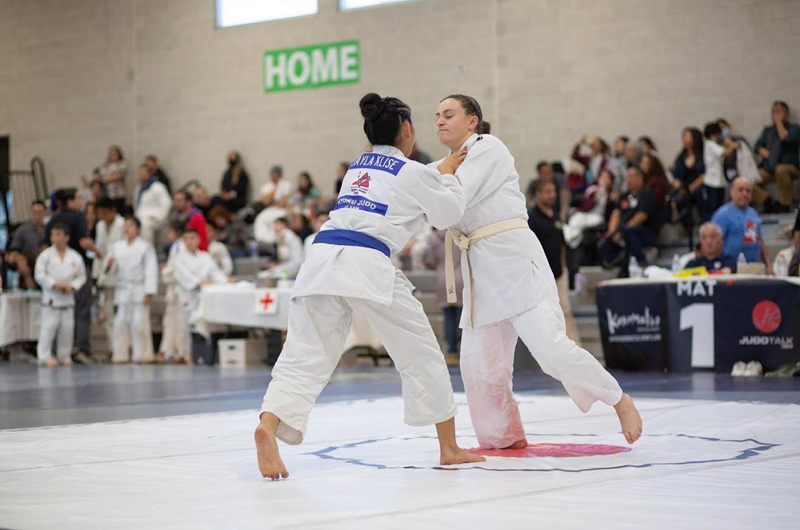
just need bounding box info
[752,300,781,333]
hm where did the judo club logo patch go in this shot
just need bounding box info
[351,172,371,195]
[305,432,779,473]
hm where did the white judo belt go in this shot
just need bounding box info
[444,218,529,329]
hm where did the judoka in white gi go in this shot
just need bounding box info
[263,217,304,279]
[94,197,126,349]
[172,228,229,364]
[158,221,190,363]
[255,93,484,481]
[433,95,642,448]
[207,223,233,276]
[133,164,172,245]
[103,216,159,364]
[34,225,87,367]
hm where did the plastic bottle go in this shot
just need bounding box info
[249,241,259,258]
[737,252,747,272]
[628,256,642,279]
[774,252,788,277]
[671,254,681,273]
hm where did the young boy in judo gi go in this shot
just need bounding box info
[103,216,159,364]
[433,94,642,449]
[255,93,484,481]
[34,224,87,367]
[158,221,188,363]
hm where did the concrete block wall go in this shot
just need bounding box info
[1,0,798,199]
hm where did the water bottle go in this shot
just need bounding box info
[249,241,259,258]
[7,270,19,291]
[574,272,586,294]
[628,256,642,279]
[737,252,747,272]
[774,252,788,277]
[671,253,681,273]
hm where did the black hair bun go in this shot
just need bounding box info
[359,93,384,121]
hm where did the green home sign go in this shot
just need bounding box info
[263,40,360,93]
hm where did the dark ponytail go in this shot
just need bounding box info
[359,93,412,146]
[442,94,489,135]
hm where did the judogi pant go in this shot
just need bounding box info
[113,286,154,363]
[37,305,74,365]
[261,273,457,445]
[461,295,622,449]
[99,287,115,348]
[73,265,92,353]
[160,284,190,359]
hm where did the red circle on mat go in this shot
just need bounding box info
[752,300,781,333]
[469,443,631,458]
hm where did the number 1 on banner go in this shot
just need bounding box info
[679,303,714,368]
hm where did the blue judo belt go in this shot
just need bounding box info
[312,229,391,258]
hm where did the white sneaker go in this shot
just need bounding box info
[731,361,747,377]
[744,361,763,377]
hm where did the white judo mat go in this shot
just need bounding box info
[1,395,799,529]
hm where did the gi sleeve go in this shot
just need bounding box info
[399,164,466,230]
[455,137,514,210]
[34,251,54,290]
[70,254,87,292]
[143,243,159,295]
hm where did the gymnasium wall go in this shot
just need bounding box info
[1,0,799,195]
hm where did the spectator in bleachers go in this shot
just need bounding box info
[608,136,629,191]
[94,197,125,350]
[602,167,659,274]
[303,212,329,258]
[672,127,706,224]
[334,161,349,195]
[192,185,213,218]
[712,177,773,274]
[207,205,247,257]
[526,161,570,221]
[410,143,433,165]
[84,202,97,239]
[207,222,233,276]
[173,228,230,363]
[259,165,292,210]
[683,222,737,274]
[215,151,250,213]
[289,213,313,241]
[717,118,760,190]
[264,217,304,279]
[144,155,172,194]
[290,171,322,210]
[702,122,737,221]
[640,153,670,213]
[99,145,127,213]
[173,190,208,251]
[563,169,614,249]
[754,100,800,212]
[426,229,464,356]
[572,135,610,185]
[79,174,105,208]
[45,188,102,364]
[133,164,172,245]
[34,224,87,368]
[396,223,432,271]
[528,180,581,345]
[103,216,158,364]
[638,136,660,160]
[8,200,46,265]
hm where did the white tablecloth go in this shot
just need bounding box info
[0,291,42,348]
[195,283,293,333]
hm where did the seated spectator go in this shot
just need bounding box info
[572,135,610,186]
[173,190,208,251]
[303,212,330,257]
[99,145,127,213]
[264,217,304,279]
[215,151,250,213]
[602,167,659,274]
[754,100,800,212]
[34,224,87,367]
[289,213,313,241]
[207,223,233,276]
[640,153,670,214]
[193,185,213,218]
[395,222,431,272]
[133,164,172,245]
[426,229,464,355]
[173,229,230,363]
[8,200,47,265]
[102,217,158,364]
[638,136,660,159]
[712,177,773,274]
[144,155,172,194]
[671,127,706,224]
[608,136,629,191]
[563,170,614,249]
[79,173,105,207]
[85,201,98,239]
[334,161,350,195]
[290,171,322,211]
[259,165,292,210]
[526,161,570,221]
[684,222,737,274]
[702,122,737,221]
[528,180,581,344]
[717,118,760,188]
[207,205,248,257]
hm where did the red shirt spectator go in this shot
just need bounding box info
[173,190,208,251]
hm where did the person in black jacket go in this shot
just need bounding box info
[215,151,250,213]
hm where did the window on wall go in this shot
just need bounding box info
[340,0,423,10]
[216,0,318,28]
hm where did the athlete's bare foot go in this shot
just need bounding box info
[440,446,486,466]
[43,358,59,368]
[60,359,73,367]
[614,393,643,444]
[502,439,528,450]
[254,413,289,480]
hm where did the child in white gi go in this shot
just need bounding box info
[34,224,87,367]
[158,221,188,363]
[104,216,159,364]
